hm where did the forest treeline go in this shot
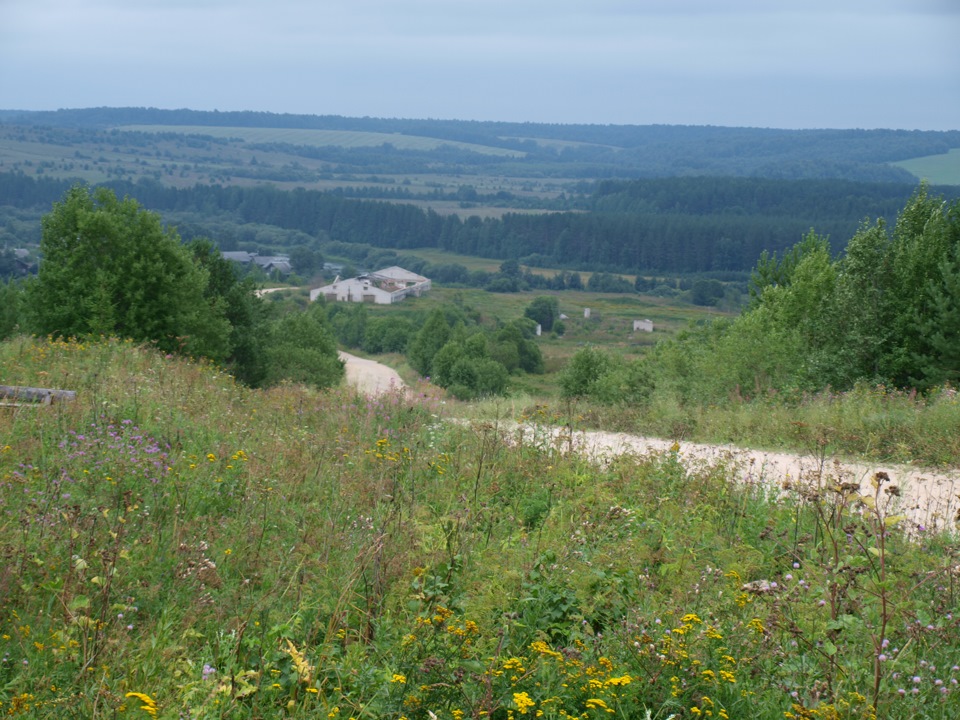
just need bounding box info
[560,187,960,407]
[4,172,956,275]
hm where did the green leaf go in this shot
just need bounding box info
[68,595,89,611]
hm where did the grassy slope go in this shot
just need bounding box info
[118,125,526,157]
[893,148,960,186]
[3,336,960,719]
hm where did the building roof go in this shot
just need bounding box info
[222,251,255,263]
[252,256,290,268]
[372,266,427,283]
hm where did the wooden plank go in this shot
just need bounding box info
[0,385,77,403]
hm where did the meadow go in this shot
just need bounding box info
[117,126,526,157]
[892,149,960,186]
[3,335,960,719]
[0,123,567,205]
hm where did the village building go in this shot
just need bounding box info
[310,266,431,305]
[221,251,292,276]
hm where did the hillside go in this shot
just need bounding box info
[3,336,960,718]
[4,106,960,185]
[3,107,959,281]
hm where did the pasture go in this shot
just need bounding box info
[118,125,526,157]
[893,148,960,185]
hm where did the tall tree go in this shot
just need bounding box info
[27,184,230,359]
[524,296,559,332]
[187,238,269,386]
[407,309,451,377]
[263,304,344,389]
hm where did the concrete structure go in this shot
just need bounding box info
[310,266,431,305]
[633,319,654,333]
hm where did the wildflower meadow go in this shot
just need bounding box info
[2,336,960,719]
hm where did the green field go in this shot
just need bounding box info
[0,122,567,209]
[119,125,525,157]
[893,148,960,185]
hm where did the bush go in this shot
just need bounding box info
[559,345,612,399]
[263,304,344,389]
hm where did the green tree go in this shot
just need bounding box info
[408,309,451,377]
[187,238,269,386]
[559,346,612,399]
[362,317,415,354]
[430,341,466,389]
[496,322,544,374]
[289,246,322,277]
[499,258,521,278]
[263,304,344,389]
[886,186,959,387]
[0,279,22,340]
[27,184,230,359]
[920,252,960,385]
[690,279,725,306]
[748,229,830,304]
[524,296,559,332]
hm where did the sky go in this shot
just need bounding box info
[1,0,958,131]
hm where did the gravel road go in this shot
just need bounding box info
[340,352,959,532]
[339,351,406,396]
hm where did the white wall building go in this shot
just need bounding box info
[310,266,431,305]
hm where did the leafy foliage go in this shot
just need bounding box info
[27,184,232,360]
[650,188,960,403]
[524,296,559,332]
[19,184,342,390]
[262,303,344,389]
[559,345,654,405]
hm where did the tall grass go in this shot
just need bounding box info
[2,336,960,719]
[535,383,960,468]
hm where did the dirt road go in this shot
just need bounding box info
[340,353,959,531]
[339,351,406,396]
[512,423,959,532]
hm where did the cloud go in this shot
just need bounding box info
[0,0,957,129]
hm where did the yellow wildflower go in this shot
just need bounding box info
[514,692,536,715]
[284,639,314,683]
[125,692,158,717]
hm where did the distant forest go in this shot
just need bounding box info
[4,172,957,275]
[3,107,959,275]
[5,106,960,183]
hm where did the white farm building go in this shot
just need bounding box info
[310,266,431,305]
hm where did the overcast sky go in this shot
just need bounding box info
[1,0,957,130]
